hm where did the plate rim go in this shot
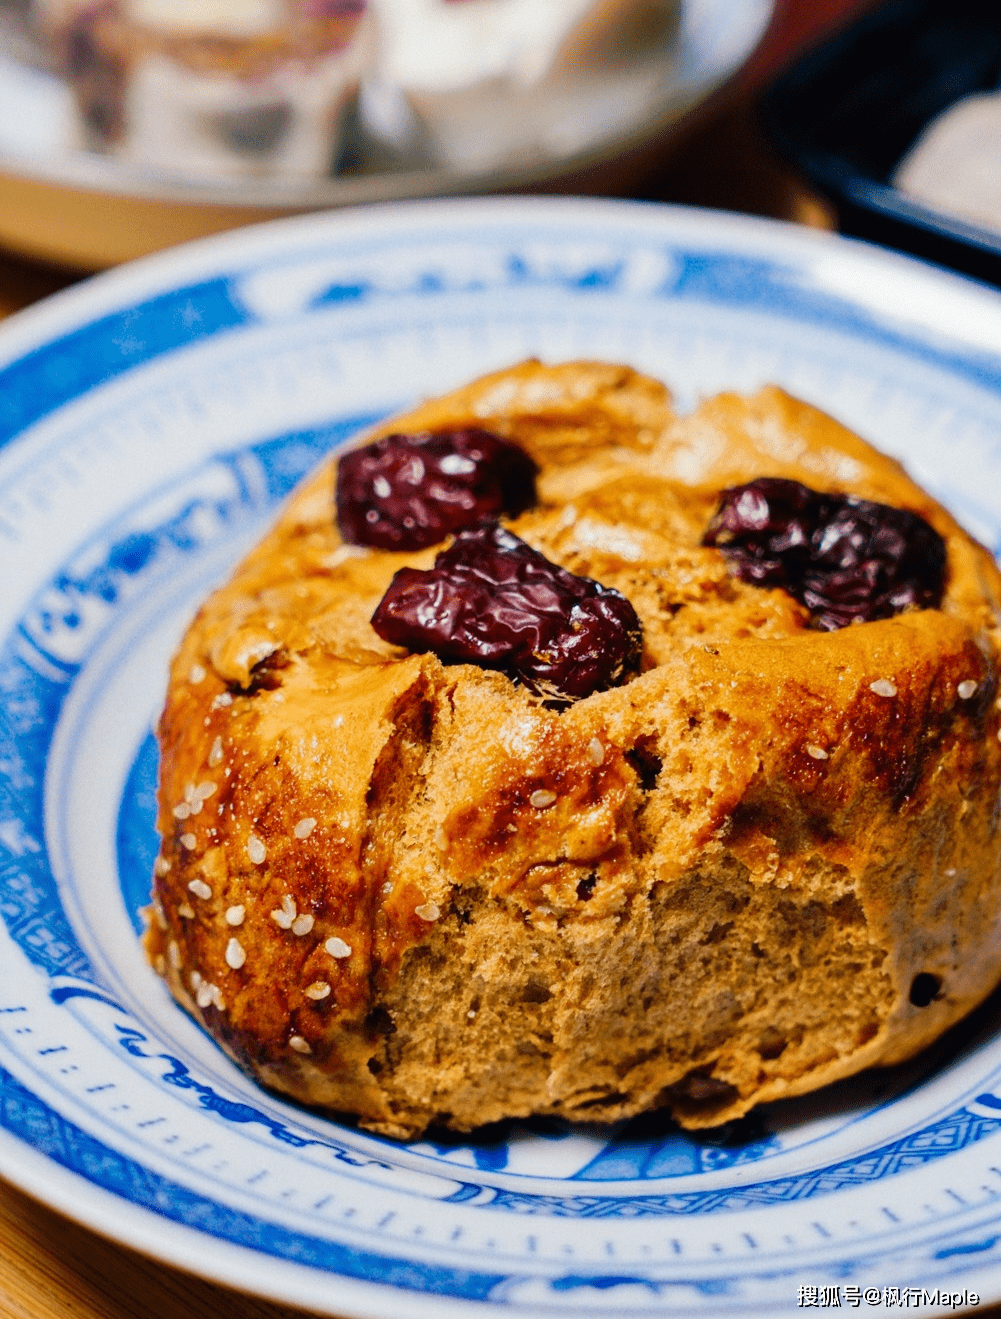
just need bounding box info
[5,193,1001,372]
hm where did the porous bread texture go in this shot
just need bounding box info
[147,359,1001,1140]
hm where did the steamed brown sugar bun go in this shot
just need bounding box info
[147,359,1001,1140]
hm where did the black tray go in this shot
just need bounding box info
[761,0,1001,286]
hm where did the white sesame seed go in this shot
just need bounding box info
[180,832,197,851]
[247,834,267,865]
[945,867,957,877]
[467,1009,477,1019]
[294,817,316,839]
[806,744,829,760]
[178,903,195,920]
[195,781,217,801]
[210,985,224,1010]
[172,802,191,820]
[304,982,331,1000]
[211,692,234,710]
[292,914,314,936]
[168,940,181,968]
[325,936,352,959]
[415,902,440,922]
[196,983,213,1009]
[958,680,978,700]
[152,899,167,930]
[271,895,296,929]
[869,679,897,698]
[188,878,212,900]
[333,714,344,728]
[190,970,202,990]
[225,905,245,926]
[530,789,557,809]
[587,737,605,766]
[154,857,171,877]
[225,937,246,969]
[208,736,223,767]
[189,664,206,684]
[289,1035,312,1054]
[154,954,166,976]
[188,798,203,816]
[326,544,372,570]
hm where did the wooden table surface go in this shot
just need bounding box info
[3,2,999,1316]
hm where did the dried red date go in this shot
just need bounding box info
[702,477,946,630]
[371,522,642,701]
[336,428,537,551]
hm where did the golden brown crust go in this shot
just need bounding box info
[146,359,1001,1139]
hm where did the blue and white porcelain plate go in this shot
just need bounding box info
[4,198,1001,1319]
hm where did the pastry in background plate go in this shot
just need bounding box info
[146,359,1001,1140]
[359,0,680,170]
[34,0,372,177]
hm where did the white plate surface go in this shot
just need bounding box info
[3,198,1001,1319]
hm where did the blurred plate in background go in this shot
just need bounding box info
[0,0,772,269]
